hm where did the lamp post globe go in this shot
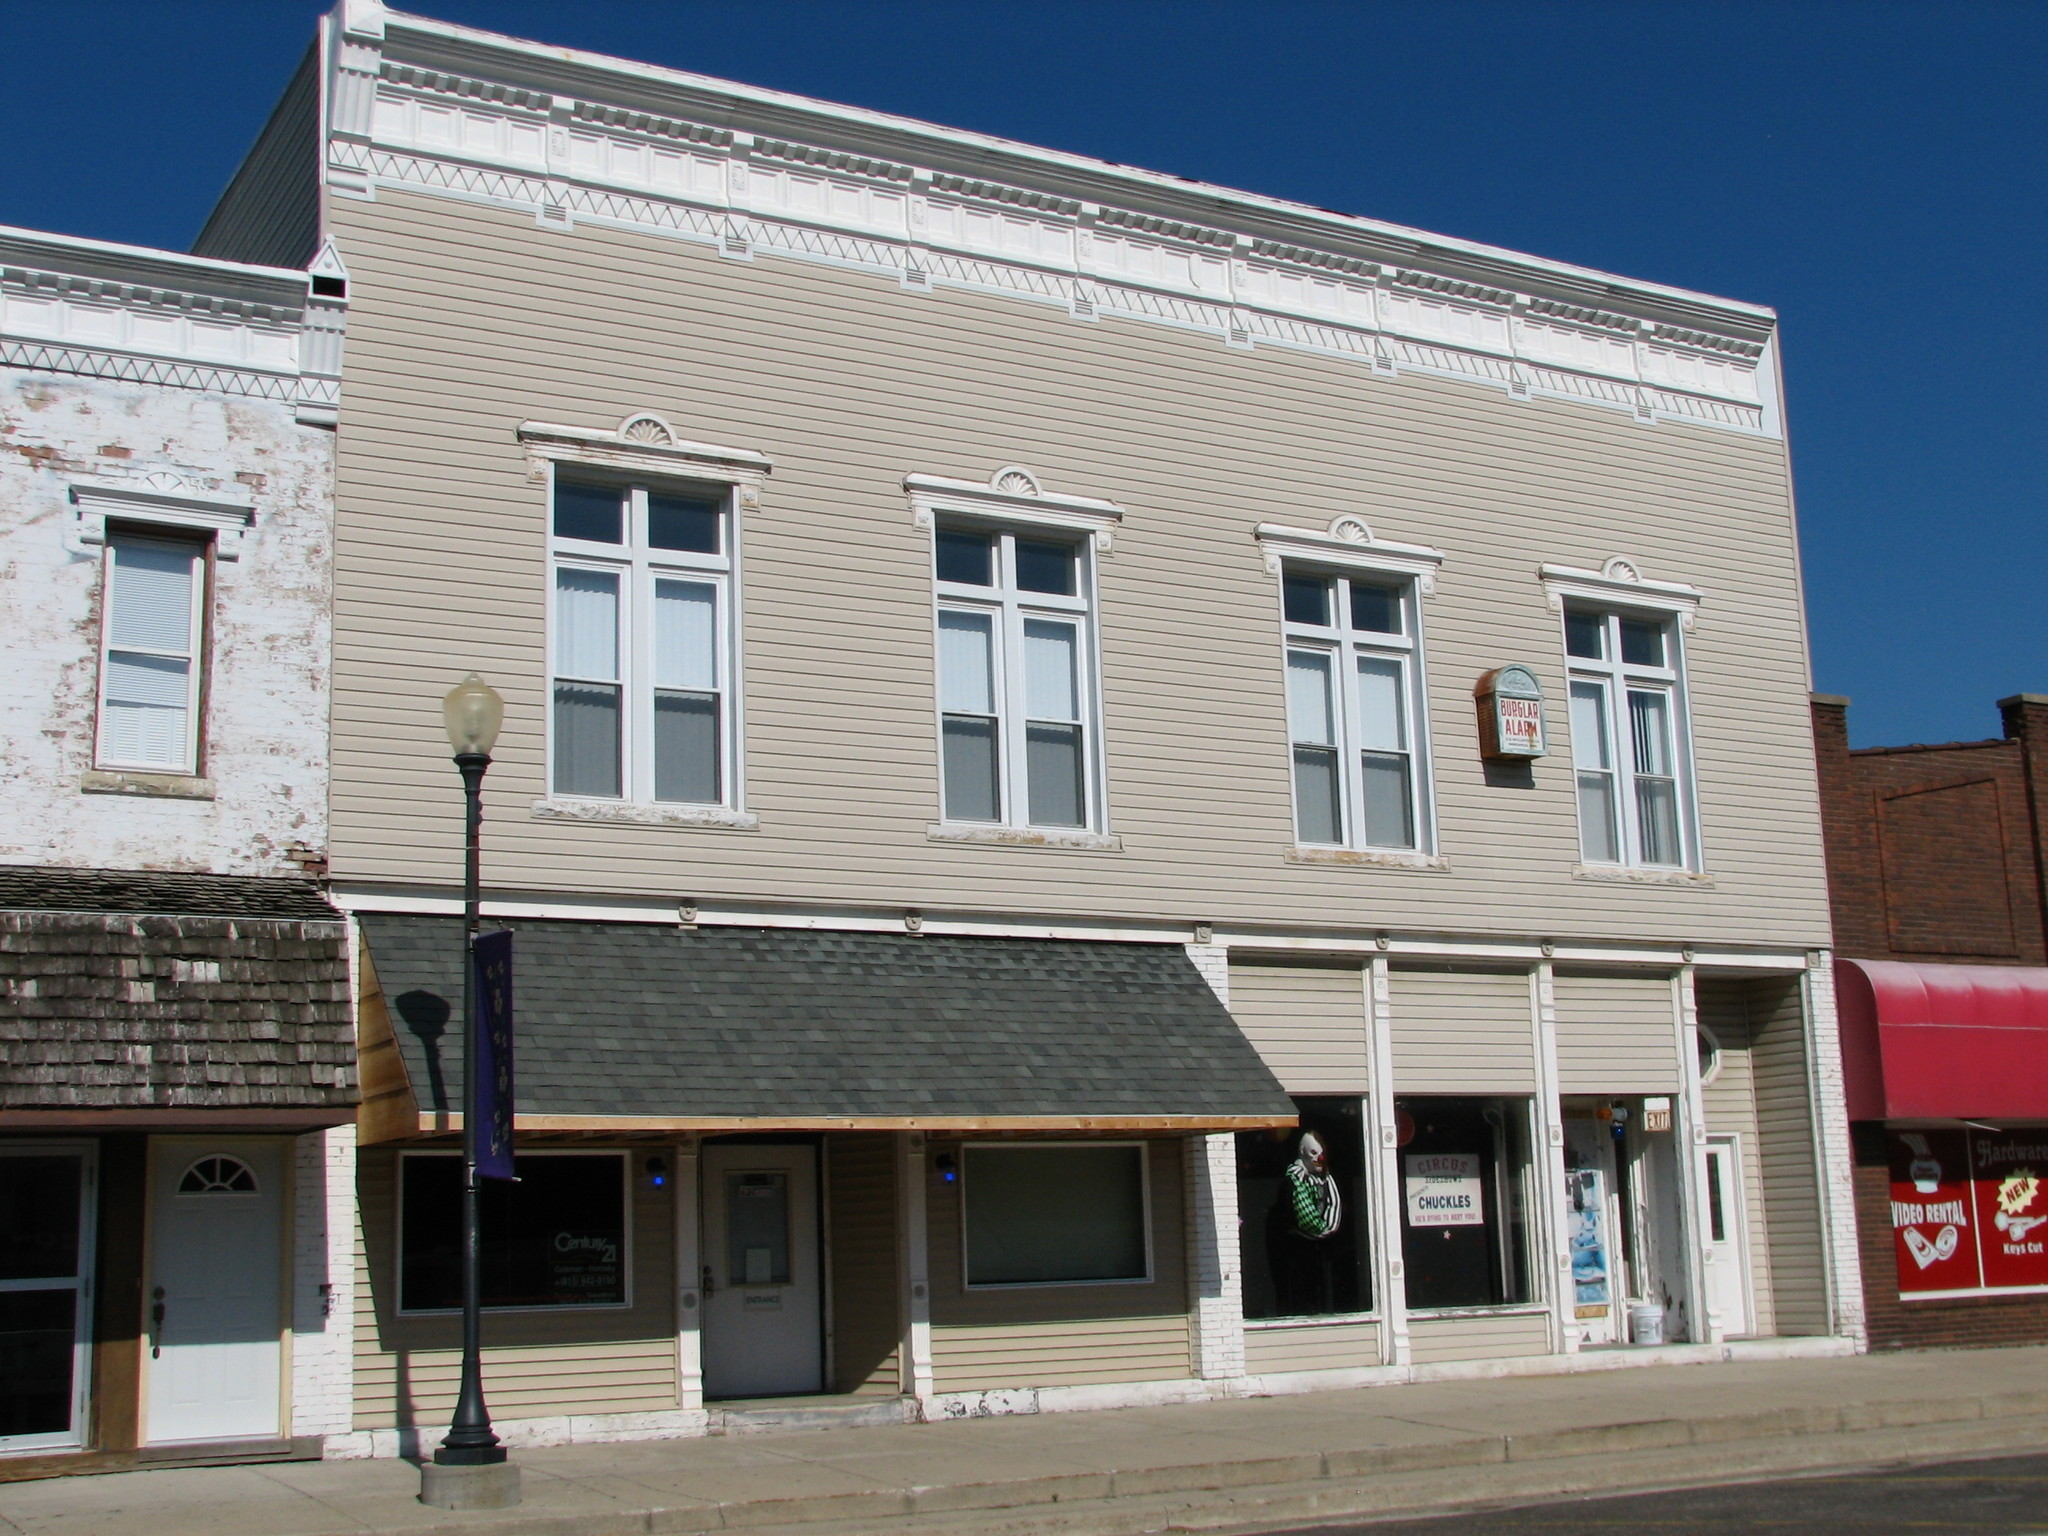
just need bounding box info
[443,672,504,757]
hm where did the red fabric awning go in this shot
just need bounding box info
[1837,958,2048,1121]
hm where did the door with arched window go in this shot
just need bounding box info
[146,1140,284,1443]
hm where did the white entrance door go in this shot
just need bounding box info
[701,1144,822,1399]
[1700,1136,1753,1339]
[146,1140,284,1444]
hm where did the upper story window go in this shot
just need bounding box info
[96,531,207,774]
[549,472,733,806]
[1563,607,1693,868]
[933,523,1099,831]
[1281,568,1431,853]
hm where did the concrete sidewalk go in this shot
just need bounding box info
[10,1346,2048,1536]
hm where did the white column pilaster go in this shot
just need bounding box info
[675,1137,703,1410]
[1803,951,1868,1347]
[1530,961,1575,1354]
[291,1123,356,1441]
[1364,954,1409,1366]
[1183,942,1245,1383]
[898,1132,934,1398]
[1674,966,1718,1343]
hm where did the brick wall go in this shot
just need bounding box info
[1811,694,2048,964]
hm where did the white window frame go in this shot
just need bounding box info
[910,467,1121,842]
[547,468,739,809]
[1257,518,1445,860]
[1543,560,1705,873]
[395,1148,633,1316]
[93,529,210,776]
[958,1140,1155,1290]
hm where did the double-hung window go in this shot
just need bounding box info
[549,473,733,806]
[96,532,207,774]
[1281,569,1430,852]
[1564,608,1692,868]
[934,525,1098,831]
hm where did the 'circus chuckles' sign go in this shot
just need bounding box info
[1889,1128,2048,1298]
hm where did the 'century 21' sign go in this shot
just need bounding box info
[1475,666,1547,759]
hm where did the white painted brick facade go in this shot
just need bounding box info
[1804,951,1868,1347]
[1181,944,1246,1382]
[291,1124,357,1439]
[0,287,332,876]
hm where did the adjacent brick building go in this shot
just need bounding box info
[1814,692,2048,1350]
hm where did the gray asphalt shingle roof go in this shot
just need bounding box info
[360,916,1291,1122]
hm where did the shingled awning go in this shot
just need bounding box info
[356,916,1293,1140]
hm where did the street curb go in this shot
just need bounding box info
[313,1390,2048,1536]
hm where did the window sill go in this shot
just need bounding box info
[1571,863,1714,888]
[1285,846,1447,872]
[81,769,214,801]
[926,823,1122,852]
[1405,1303,1551,1320]
[1244,1312,1380,1330]
[530,797,760,831]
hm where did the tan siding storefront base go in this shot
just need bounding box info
[1407,1312,1552,1364]
[352,1147,678,1431]
[932,1316,1193,1391]
[1244,1318,1381,1374]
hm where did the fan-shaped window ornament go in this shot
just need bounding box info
[177,1155,259,1195]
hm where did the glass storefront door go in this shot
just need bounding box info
[0,1145,95,1450]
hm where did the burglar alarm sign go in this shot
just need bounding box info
[1474,666,1546,759]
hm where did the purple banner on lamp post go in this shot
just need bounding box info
[472,929,516,1181]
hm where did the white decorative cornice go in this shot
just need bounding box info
[312,15,1780,440]
[1256,517,1445,594]
[516,415,772,489]
[1540,557,1702,626]
[904,467,1123,550]
[0,224,344,418]
[68,475,258,559]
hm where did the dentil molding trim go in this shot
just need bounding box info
[318,16,1777,442]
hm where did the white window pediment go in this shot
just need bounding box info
[519,413,772,503]
[905,466,1123,552]
[1541,557,1701,628]
[68,476,256,559]
[1256,516,1444,594]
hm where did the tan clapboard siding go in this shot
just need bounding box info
[924,1135,1189,1387]
[931,1316,1193,1392]
[1407,1311,1551,1363]
[352,1146,677,1430]
[1226,962,1368,1092]
[1697,982,1776,1338]
[1743,975,1829,1334]
[1387,967,1536,1093]
[1552,971,1680,1095]
[1244,1318,1381,1374]
[826,1132,901,1396]
[321,190,1831,948]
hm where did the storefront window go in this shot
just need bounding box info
[401,1153,627,1310]
[1398,1096,1534,1310]
[1236,1098,1371,1319]
[1887,1126,2048,1297]
[0,1151,89,1444]
[963,1143,1149,1286]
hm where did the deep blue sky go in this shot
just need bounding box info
[3,2,2041,747]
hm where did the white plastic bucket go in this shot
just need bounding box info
[1628,1302,1665,1345]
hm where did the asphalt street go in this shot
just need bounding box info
[1283,1452,2048,1534]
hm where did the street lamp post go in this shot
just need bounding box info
[421,673,518,1510]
